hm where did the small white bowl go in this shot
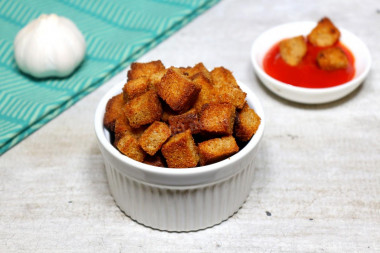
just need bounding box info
[94,80,265,231]
[251,21,371,104]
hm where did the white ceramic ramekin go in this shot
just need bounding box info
[94,80,265,231]
[251,21,371,104]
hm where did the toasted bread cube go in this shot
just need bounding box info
[127,60,165,80]
[143,153,166,167]
[149,69,168,91]
[168,109,201,135]
[161,130,199,168]
[179,62,211,80]
[161,104,177,123]
[191,62,211,79]
[114,114,130,140]
[192,72,217,112]
[123,77,149,101]
[114,113,145,142]
[316,47,349,70]
[139,121,171,156]
[200,103,236,136]
[157,68,201,112]
[211,67,246,109]
[115,134,145,162]
[279,36,307,66]
[198,136,239,165]
[211,67,237,86]
[176,66,192,76]
[104,93,125,131]
[307,17,340,47]
[124,90,162,128]
[235,103,261,142]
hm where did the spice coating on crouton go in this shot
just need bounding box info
[161,130,199,168]
[317,47,348,71]
[115,134,146,162]
[103,93,125,131]
[192,72,217,112]
[211,67,246,109]
[307,17,340,47]
[113,114,130,141]
[179,62,212,80]
[200,102,236,136]
[148,69,168,92]
[127,60,165,80]
[198,136,239,166]
[139,121,171,156]
[235,103,261,142]
[124,90,162,128]
[168,109,201,135]
[143,153,166,167]
[161,104,177,123]
[157,68,201,112]
[123,76,149,101]
[114,112,145,143]
[279,36,307,66]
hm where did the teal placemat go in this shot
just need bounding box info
[0,0,220,155]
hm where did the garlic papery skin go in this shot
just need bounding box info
[14,14,86,78]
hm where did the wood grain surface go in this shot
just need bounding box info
[1,0,379,252]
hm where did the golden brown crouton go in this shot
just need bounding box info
[316,47,349,70]
[192,72,217,112]
[148,69,168,91]
[115,134,146,162]
[114,113,145,142]
[199,103,236,136]
[210,66,237,88]
[114,114,130,141]
[191,62,211,79]
[127,60,165,80]
[176,66,192,76]
[103,93,125,131]
[161,104,177,123]
[307,17,340,47]
[157,68,201,112]
[179,62,211,80]
[139,121,171,156]
[279,36,307,66]
[124,90,162,128]
[234,103,261,142]
[122,76,149,101]
[168,109,201,135]
[198,136,239,166]
[143,153,166,167]
[211,67,246,109]
[161,130,199,168]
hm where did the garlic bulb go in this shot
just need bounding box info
[14,14,86,78]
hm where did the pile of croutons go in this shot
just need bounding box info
[279,17,349,70]
[103,61,261,168]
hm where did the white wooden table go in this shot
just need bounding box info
[1,0,379,252]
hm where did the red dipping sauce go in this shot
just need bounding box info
[263,41,355,88]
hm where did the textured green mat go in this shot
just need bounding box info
[0,0,220,155]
